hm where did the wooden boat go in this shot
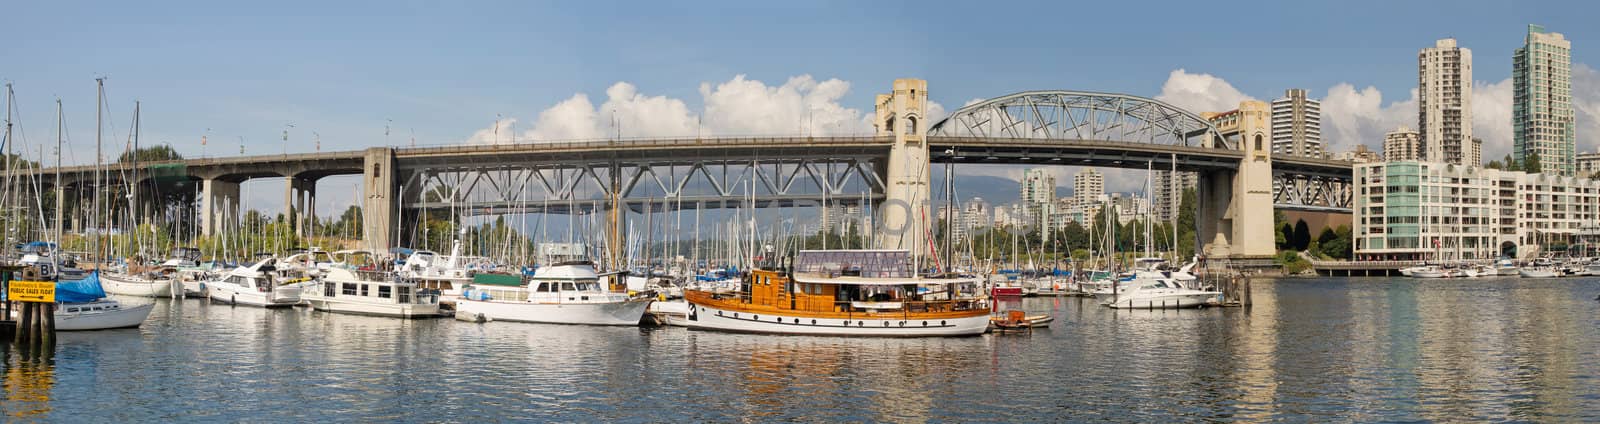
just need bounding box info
[683,250,992,337]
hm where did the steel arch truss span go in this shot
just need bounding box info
[928,91,1229,150]
[400,156,887,217]
[1273,174,1352,211]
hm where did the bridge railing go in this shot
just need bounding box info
[396,136,894,155]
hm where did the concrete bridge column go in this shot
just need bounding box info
[286,177,316,238]
[873,78,931,260]
[362,148,397,252]
[1199,101,1276,260]
[201,179,240,237]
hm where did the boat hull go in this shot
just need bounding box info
[307,298,442,318]
[1101,293,1217,309]
[1519,269,1560,278]
[55,302,154,331]
[101,274,180,298]
[682,302,990,337]
[207,284,301,308]
[455,298,651,326]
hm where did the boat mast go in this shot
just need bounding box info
[93,77,105,264]
[53,99,63,273]
[2,83,12,252]
[131,101,141,259]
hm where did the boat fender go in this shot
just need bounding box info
[231,294,237,305]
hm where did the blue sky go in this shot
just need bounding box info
[3,0,1597,213]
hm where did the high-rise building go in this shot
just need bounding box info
[1514,24,1574,175]
[1578,153,1600,178]
[1073,168,1104,205]
[1270,88,1324,158]
[1384,126,1422,162]
[1418,38,1475,165]
[1152,170,1196,222]
[1019,168,1056,204]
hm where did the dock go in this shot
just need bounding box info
[1309,260,1423,277]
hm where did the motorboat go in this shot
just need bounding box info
[1519,267,1561,278]
[1099,277,1221,309]
[455,260,652,325]
[205,257,304,307]
[304,265,442,318]
[682,250,992,337]
[396,241,476,299]
[1494,259,1519,276]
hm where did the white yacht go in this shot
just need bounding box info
[455,261,652,326]
[1494,259,1519,276]
[206,258,303,307]
[397,241,475,299]
[1099,277,1221,309]
[303,252,442,318]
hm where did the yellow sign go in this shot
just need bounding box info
[8,281,55,303]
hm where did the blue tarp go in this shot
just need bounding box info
[56,271,107,303]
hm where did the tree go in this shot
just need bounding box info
[1485,160,1503,170]
[1292,219,1311,251]
[116,145,184,163]
[1524,154,1543,174]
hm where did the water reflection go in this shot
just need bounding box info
[0,278,1595,421]
[4,336,55,420]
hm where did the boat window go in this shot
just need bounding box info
[67,308,79,313]
[536,282,550,292]
[93,307,103,311]
[378,285,392,299]
[325,282,337,297]
[360,285,369,297]
[342,283,359,296]
[398,287,412,303]
[561,282,576,291]
[577,281,598,292]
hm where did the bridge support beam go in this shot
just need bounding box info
[286,177,316,238]
[200,179,240,237]
[873,78,931,260]
[362,148,397,252]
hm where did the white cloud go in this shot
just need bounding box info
[1575,64,1600,154]
[1154,69,1255,113]
[1472,78,1514,160]
[468,74,949,143]
[1319,83,1417,154]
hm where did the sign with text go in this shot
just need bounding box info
[8,281,55,303]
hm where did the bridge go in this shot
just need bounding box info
[13,79,1356,265]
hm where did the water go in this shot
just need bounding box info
[3,277,1599,422]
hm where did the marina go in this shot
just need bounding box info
[0,277,1596,421]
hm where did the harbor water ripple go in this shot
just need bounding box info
[3,277,1599,422]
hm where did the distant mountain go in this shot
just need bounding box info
[931,173,1075,207]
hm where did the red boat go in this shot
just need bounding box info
[991,286,1024,297]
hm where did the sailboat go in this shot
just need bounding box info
[18,90,153,330]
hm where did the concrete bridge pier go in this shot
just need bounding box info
[1198,101,1276,263]
[361,148,397,252]
[286,177,316,238]
[873,78,931,259]
[200,179,240,237]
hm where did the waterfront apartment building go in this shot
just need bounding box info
[1578,152,1600,177]
[1354,160,1600,261]
[1513,24,1575,175]
[1384,126,1422,162]
[1270,89,1325,158]
[1419,38,1476,166]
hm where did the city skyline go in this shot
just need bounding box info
[3,2,1598,213]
